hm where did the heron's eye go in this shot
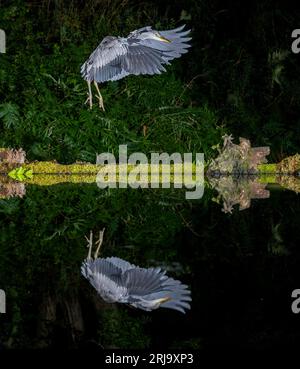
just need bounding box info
[88,60,93,65]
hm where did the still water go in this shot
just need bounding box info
[1,177,300,349]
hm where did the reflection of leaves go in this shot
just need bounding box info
[272,65,284,86]
[46,216,89,240]
[268,224,289,256]
[180,10,192,21]
[0,198,20,214]
[99,308,151,349]
[8,167,33,181]
[45,225,68,240]
[0,182,26,199]
[268,49,289,87]
[208,176,270,213]
[272,224,282,243]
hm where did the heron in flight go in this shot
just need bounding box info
[80,25,191,110]
[81,229,191,313]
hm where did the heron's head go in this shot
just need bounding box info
[131,296,172,311]
[100,36,117,46]
[100,288,120,303]
[152,296,172,308]
[146,31,171,43]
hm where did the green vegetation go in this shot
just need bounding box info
[0,1,224,164]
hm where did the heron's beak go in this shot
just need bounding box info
[158,34,171,43]
[158,296,172,304]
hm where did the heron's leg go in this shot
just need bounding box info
[94,228,105,259]
[84,81,93,109]
[85,230,93,259]
[94,81,105,111]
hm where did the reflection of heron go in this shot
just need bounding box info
[81,25,191,110]
[81,229,191,313]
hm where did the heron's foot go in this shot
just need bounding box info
[94,228,105,259]
[84,228,105,259]
[85,93,93,109]
[85,230,93,259]
[96,94,105,111]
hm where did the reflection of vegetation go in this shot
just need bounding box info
[1,179,300,348]
[0,184,191,348]
[0,176,25,199]
[209,176,270,214]
[267,224,289,256]
[99,309,151,349]
[206,136,300,212]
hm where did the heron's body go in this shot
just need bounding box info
[81,256,191,313]
[80,25,191,110]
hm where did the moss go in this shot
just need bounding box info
[277,154,300,173]
[257,164,278,173]
[24,161,100,174]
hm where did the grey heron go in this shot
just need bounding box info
[80,25,191,110]
[81,229,191,313]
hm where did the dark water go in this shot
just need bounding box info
[1,180,300,350]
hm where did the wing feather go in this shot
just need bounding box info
[81,25,191,82]
[105,256,137,271]
[81,258,122,282]
[81,259,128,302]
[122,268,165,296]
[123,266,192,313]
[82,257,191,312]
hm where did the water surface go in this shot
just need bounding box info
[0,180,300,349]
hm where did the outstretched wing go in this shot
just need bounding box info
[127,24,191,70]
[105,256,137,272]
[81,258,127,302]
[122,267,165,296]
[153,275,192,314]
[81,25,191,83]
[81,37,130,82]
[123,267,192,313]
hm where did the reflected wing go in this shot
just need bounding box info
[105,256,137,272]
[81,259,127,302]
[81,258,122,279]
[154,277,192,314]
[123,267,192,313]
[122,267,165,295]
